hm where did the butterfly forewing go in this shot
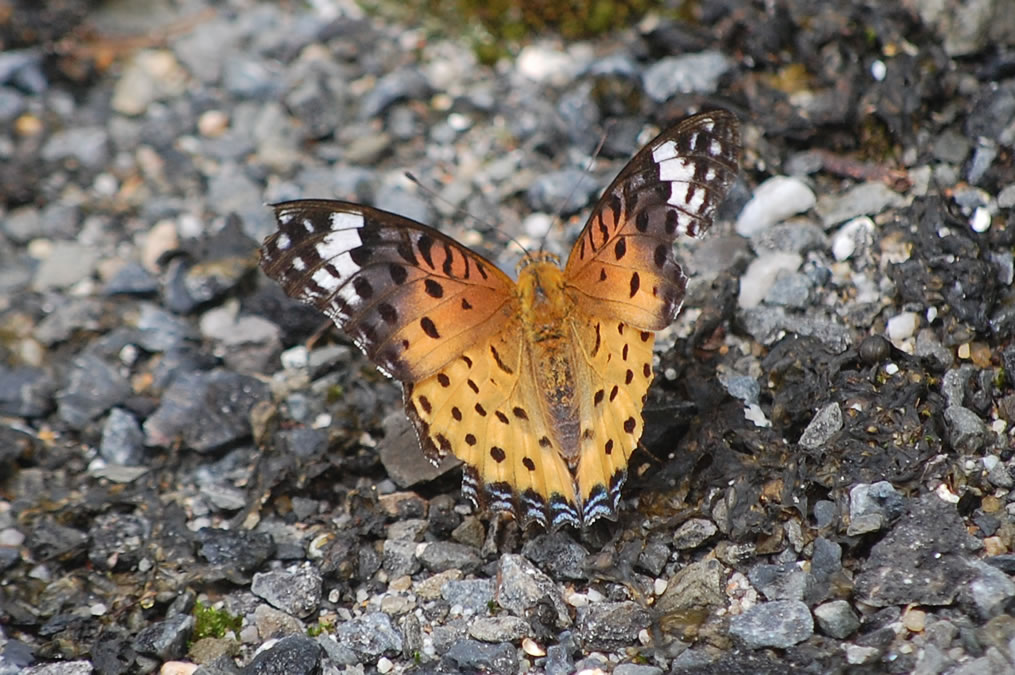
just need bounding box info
[563,110,741,330]
[261,200,518,381]
[260,110,741,531]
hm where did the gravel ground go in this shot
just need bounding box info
[2,0,1015,673]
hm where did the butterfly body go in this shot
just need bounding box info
[261,110,741,530]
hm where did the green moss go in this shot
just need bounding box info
[192,601,242,640]
[364,0,671,64]
[325,384,344,404]
[307,618,335,637]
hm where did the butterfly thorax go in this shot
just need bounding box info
[516,258,582,462]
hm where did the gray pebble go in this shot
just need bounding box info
[335,612,403,658]
[729,600,814,648]
[944,405,989,453]
[468,616,529,642]
[418,541,481,574]
[643,51,734,101]
[813,600,860,639]
[241,634,322,675]
[575,601,652,651]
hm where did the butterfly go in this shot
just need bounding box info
[259,110,740,530]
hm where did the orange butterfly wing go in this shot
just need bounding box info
[563,109,741,329]
[261,200,581,528]
[562,110,741,521]
[260,110,741,530]
[261,200,516,381]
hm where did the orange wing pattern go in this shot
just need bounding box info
[564,110,741,330]
[260,110,741,530]
[403,322,585,528]
[261,200,517,381]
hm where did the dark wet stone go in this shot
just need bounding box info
[195,528,275,578]
[143,370,269,452]
[251,565,322,618]
[99,408,145,465]
[442,578,494,614]
[88,512,151,571]
[855,495,975,606]
[89,630,135,675]
[521,532,589,580]
[418,541,481,574]
[575,601,652,651]
[359,67,430,119]
[335,612,403,658]
[442,639,517,674]
[132,614,193,660]
[0,366,55,418]
[27,518,88,561]
[103,262,159,296]
[496,554,570,629]
[133,304,200,352]
[55,352,131,429]
[240,634,322,675]
[729,600,814,648]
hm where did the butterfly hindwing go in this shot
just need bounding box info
[563,110,741,330]
[404,325,584,529]
[261,111,741,530]
[261,200,518,381]
[571,318,656,522]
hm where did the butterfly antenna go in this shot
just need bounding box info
[404,171,531,258]
[538,122,614,253]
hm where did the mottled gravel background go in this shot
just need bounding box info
[2,0,1015,673]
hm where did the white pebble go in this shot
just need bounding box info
[654,578,668,596]
[831,216,875,261]
[886,312,919,342]
[735,176,816,237]
[970,206,991,232]
[377,657,394,673]
[737,252,802,308]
